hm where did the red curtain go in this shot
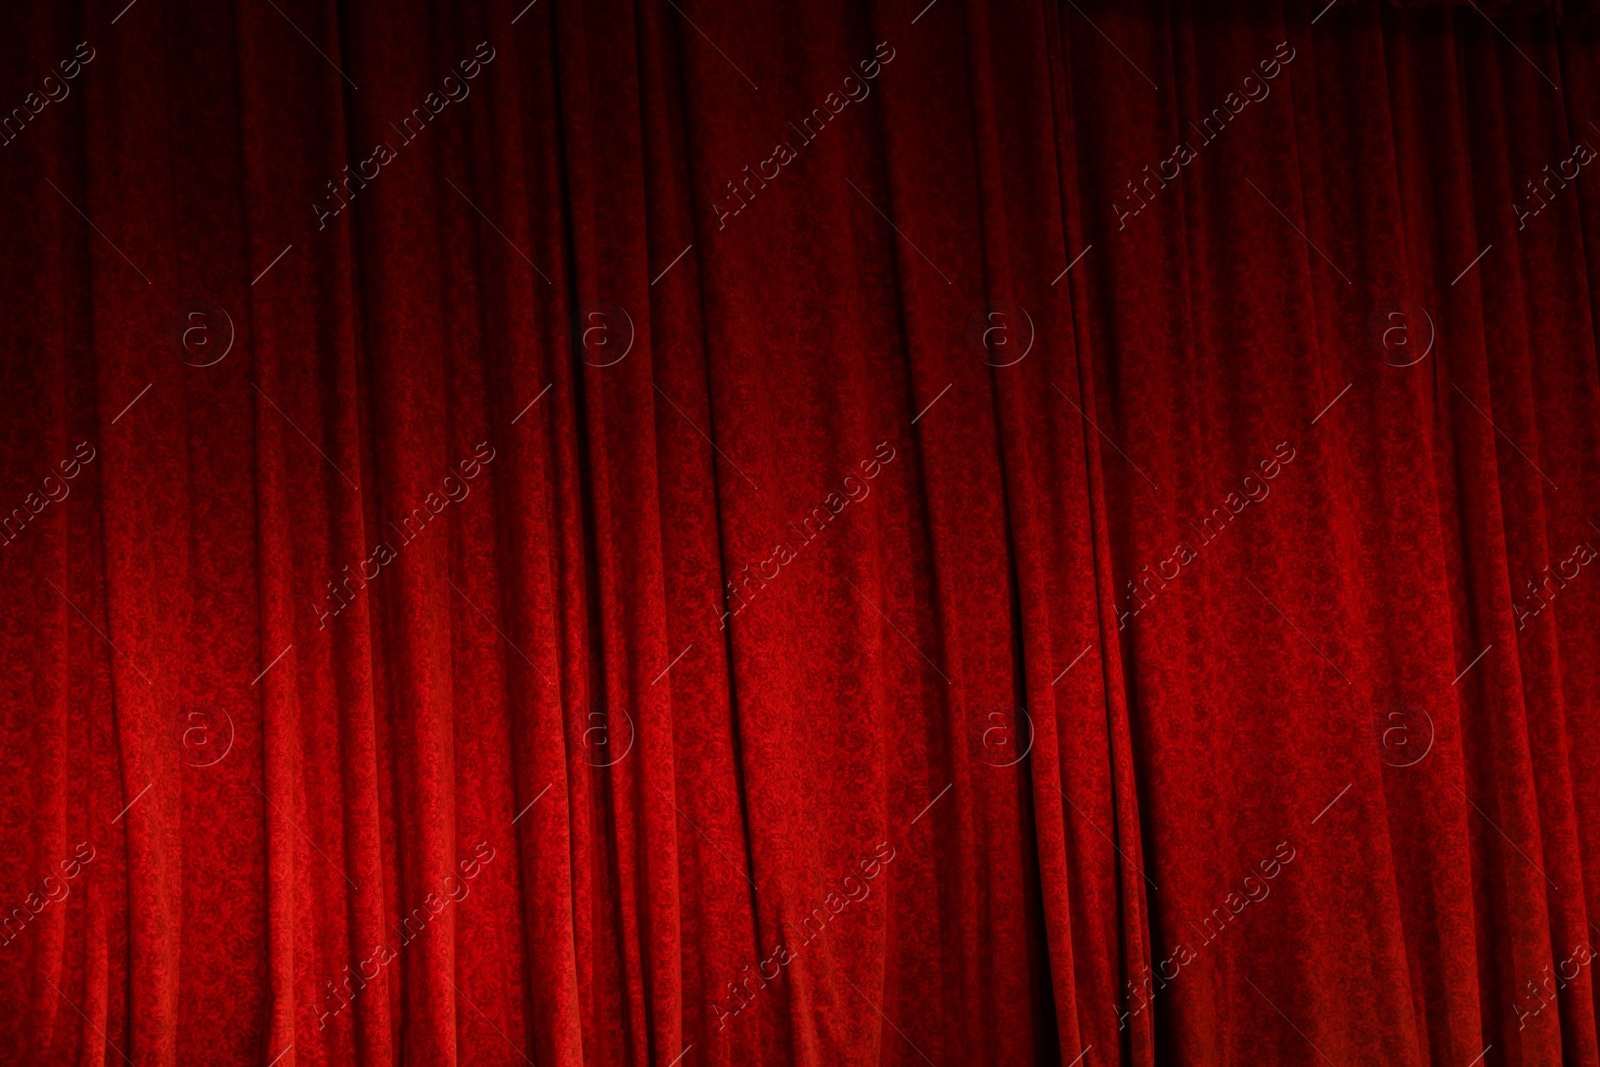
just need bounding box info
[3,1,1600,1064]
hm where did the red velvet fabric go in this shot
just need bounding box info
[2,1,1600,1065]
